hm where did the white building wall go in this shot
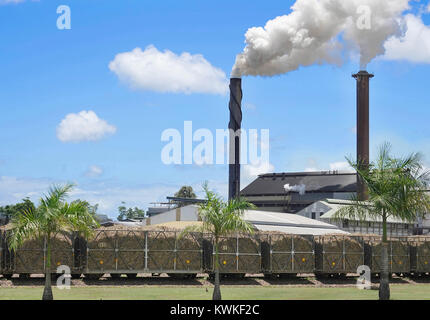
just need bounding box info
[146,205,200,225]
[180,205,200,220]
[296,201,331,220]
[148,209,177,225]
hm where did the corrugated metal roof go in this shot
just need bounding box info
[243,210,346,234]
[253,224,348,235]
[319,199,408,224]
[244,210,340,228]
[143,205,346,235]
[241,171,357,196]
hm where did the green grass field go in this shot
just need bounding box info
[0,285,429,300]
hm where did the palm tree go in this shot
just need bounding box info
[8,183,99,300]
[181,183,255,300]
[335,142,430,300]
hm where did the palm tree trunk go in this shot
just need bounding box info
[379,213,390,300]
[43,236,53,300]
[212,237,221,300]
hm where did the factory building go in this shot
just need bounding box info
[297,199,416,236]
[144,204,347,235]
[240,171,356,213]
[241,171,430,235]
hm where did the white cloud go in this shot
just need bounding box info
[69,185,179,217]
[109,45,228,95]
[0,0,26,4]
[243,103,257,110]
[329,161,354,172]
[0,176,52,204]
[242,160,275,186]
[56,110,117,143]
[0,175,230,219]
[85,165,103,178]
[302,161,354,173]
[304,167,319,172]
[0,176,179,219]
[383,14,430,63]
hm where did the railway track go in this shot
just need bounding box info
[1,273,429,288]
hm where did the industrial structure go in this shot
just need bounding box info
[228,78,242,201]
[297,199,417,236]
[144,204,347,235]
[353,71,374,201]
[240,171,357,213]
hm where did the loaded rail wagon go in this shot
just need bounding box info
[314,235,364,277]
[81,228,203,279]
[0,229,3,276]
[408,236,430,276]
[0,230,77,278]
[2,226,430,279]
[363,236,410,276]
[261,233,314,277]
[204,233,261,277]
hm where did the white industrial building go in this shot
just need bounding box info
[144,205,347,235]
[297,199,430,236]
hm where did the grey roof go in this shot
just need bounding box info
[241,171,357,196]
[244,209,348,235]
[318,199,409,224]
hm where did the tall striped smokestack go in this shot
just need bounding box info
[352,71,374,201]
[228,78,242,200]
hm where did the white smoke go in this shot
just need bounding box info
[232,0,411,77]
[284,183,306,195]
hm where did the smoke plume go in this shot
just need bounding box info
[284,184,306,195]
[232,0,410,77]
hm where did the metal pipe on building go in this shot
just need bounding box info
[228,78,242,200]
[352,70,374,201]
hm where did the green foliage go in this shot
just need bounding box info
[335,142,430,239]
[72,199,98,216]
[8,184,100,250]
[7,184,99,300]
[180,182,255,300]
[181,182,255,237]
[0,197,36,223]
[334,143,430,300]
[117,202,146,221]
[174,186,197,199]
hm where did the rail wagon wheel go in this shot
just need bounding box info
[47,273,61,281]
[126,273,137,279]
[85,274,103,280]
[315,272,328,280]
[167,273,187,279]
[167,273,195,280]
[225,273,245,279]
[279,273,297,279]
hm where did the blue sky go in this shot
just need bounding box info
[1,0,430,218]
